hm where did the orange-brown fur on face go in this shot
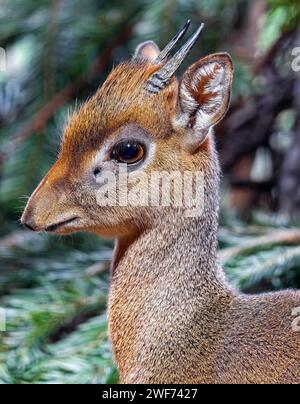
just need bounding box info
[22,60,181,235]
[22,51,300,385]
[63,62,177,149]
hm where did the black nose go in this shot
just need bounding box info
[21,207,40,232]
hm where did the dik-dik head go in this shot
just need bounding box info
[22,21,233,237]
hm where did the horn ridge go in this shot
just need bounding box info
[146,23,205,94]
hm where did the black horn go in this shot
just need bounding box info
[156,20,191,63]
[146,23,205,94]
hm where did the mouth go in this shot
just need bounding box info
[45,217,80,233]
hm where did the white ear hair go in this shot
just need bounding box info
[173,53,233,153]
[133,41,160,62]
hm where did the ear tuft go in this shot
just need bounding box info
[133,41,160,62]
[174,53,233,152]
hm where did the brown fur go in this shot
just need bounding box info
[22,43,300,384]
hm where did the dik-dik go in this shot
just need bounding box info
[22,21,300,384]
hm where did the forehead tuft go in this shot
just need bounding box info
[62,61,177,152]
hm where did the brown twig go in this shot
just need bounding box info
[253,28,295,74]
[220,229,300,264]
[84,262,110,277]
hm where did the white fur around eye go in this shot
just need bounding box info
[92,125,157,174]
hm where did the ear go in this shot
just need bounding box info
[133,41,160,62]
[173,53,233,153]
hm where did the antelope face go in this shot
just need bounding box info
[21,21,233,237]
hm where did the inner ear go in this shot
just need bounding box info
[174,53,233,152]
[133,41,160,62]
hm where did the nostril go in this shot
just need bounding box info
[23,222,37,232]
[93,167,101,178]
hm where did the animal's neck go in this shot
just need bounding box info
[109,150,234,383]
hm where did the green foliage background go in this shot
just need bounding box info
[0,0,300,384]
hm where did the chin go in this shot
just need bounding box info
[49,228,79,235]
[47,220,91,235]
[89,224,131,239]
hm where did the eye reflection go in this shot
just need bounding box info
[111,140,145,164]
[93,167,101,178]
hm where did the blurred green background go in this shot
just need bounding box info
[0,0,300,384]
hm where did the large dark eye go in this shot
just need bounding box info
[111,140,145,164]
